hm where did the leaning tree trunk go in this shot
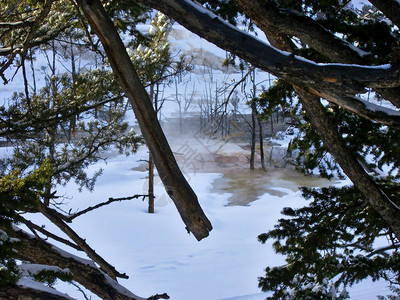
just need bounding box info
[229,1,400,239]
[76,0,212,241]
[296,88,400,239]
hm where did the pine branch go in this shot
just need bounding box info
[8,227,144,300]
[367,243,400,258]
[38,202,128,280]
[17,215,82,251]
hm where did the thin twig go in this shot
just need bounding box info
[67,194,148,221]
[38,202,128,279]
[18,215,82,251]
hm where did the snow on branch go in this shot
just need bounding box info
[140,0,400,91]
[10,226,147,300]
[1,282,73,300]
[317,90,400,129]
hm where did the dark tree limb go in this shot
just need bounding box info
[137,0,400,127]
[233,0,366,64]
[147,293,170,300]
[369,0,400,29]
[76,0,212,241]
[311,90,400,130]
[296,88,400,240]
[137,0,399,89]
[233,0,400,110]
[8,227,145,300]
[38,203,129,280]
[0,18,34,29]
[18,215,82,251]
[0,284,72,300]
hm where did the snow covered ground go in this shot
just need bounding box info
[1,2,394,298]
[16,138,392,300]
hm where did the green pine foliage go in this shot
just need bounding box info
[0,0,147,292]
[235,1,400,298]
[256,79,297,121]
[256,66,400,300]
[1,67,142,191]
[0,163,53,285]
[258,184,400,299]
[128,12,192,88]
[197,0,244,26]
[0,229,20,286]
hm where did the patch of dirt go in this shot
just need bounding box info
[212,167,334,206]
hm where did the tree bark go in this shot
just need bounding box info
[0,285,72,300]
[139,0,400,126]
[233,0,366,64]
[250,102,256,171]
[369,0,400,29]
[8,227,144,300]
[296,88,400,239]
[258,117,266,171]
[76,0,212,241]
[148,153,155,213]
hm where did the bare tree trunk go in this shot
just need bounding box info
[148,83,155,214]
[77,0,212,240]
[270,115,274,137]
[258,117,266,171]
[148,154,155,214]
[250,103,256,170]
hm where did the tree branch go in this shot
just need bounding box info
[138,0,400,127]
[0,0,54,81]
[366,243,400,258]
[8,227,145,300]
[0,284,73,300]
[18,215,82,251]
[138,0,400,90]
[38,202,129,280]
[312,90,400,130]
[234,0,366,64]
[66,194,148,221]
[369,0,400,29]
[233,0,400,109]
[76,0,212,241]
